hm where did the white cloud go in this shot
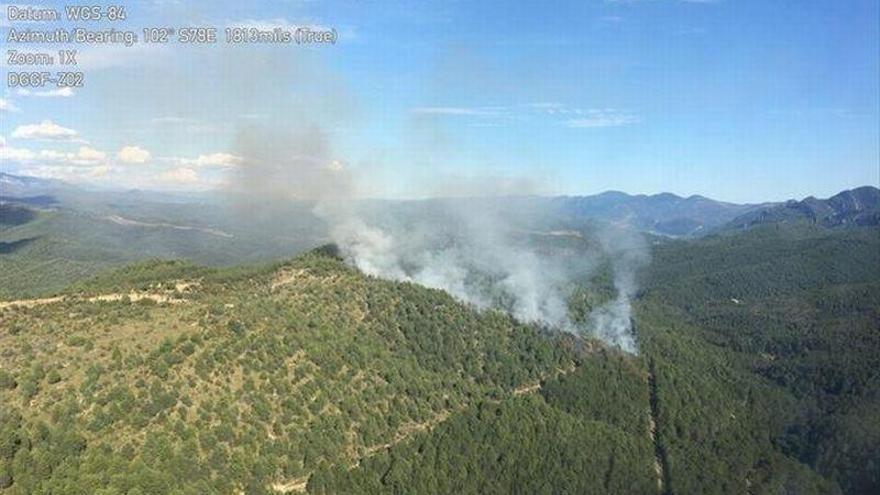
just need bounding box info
[159,167,199,184]
[172,152,243,168]
[1,144,36,161]
[0,97,20,112]
[1,136,38,162]
[117,145,152,164]
[522,102,567,112]
[410,103,641,129]
[1,144,107,166]
[565,109,640,128]
[17,87,75,97]
[19,164,111,181]
[147,166,225,190]
[67,146,107,165]
[76,146,106,161]
[36,150,65,161]
[149,116,225,133]
[11,120,80,140]
[38,147,106,164]
[412,107,498,116]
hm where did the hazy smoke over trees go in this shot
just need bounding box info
[587,225,649,353]
[230,124,649,353]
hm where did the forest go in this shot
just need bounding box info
[0,222,877,494]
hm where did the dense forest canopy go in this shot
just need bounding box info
[0,221,877,494]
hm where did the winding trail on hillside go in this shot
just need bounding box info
[633,317,671,494]
[104,214,234,238]
[0,282,197,310]
[647,358,672,495]
[269,363,579,493]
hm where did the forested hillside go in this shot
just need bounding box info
[0,203,320,299]
[0,249,587,494]
[642,224,880,494]
[1,223,877,494]
[310,224,879,494]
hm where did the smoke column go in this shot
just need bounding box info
[208,39,648,352]
[587,225,650,354]
[228,124,649,353]
[316,196,588,330]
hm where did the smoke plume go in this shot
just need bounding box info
[587,225,650,354]
[229,125,649,352]
[210,40,648,352]
[39,22,651,351]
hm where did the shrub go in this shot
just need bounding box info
[0,371,16,390]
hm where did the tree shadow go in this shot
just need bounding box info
[0,204,38,226]
[0,237,39,254]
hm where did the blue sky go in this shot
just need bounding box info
[1,0,877,202]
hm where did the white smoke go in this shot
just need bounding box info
[314,195,579,327]
[228,124,649,352]
[587,224,650,354]
[313,191,649,352]
[589,297,638,353]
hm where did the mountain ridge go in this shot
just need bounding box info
[724,186,880,230]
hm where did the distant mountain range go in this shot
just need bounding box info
[725,186,880,230]
[2,172,877,237]
[0,172,66,196]
[550,191,769,236]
